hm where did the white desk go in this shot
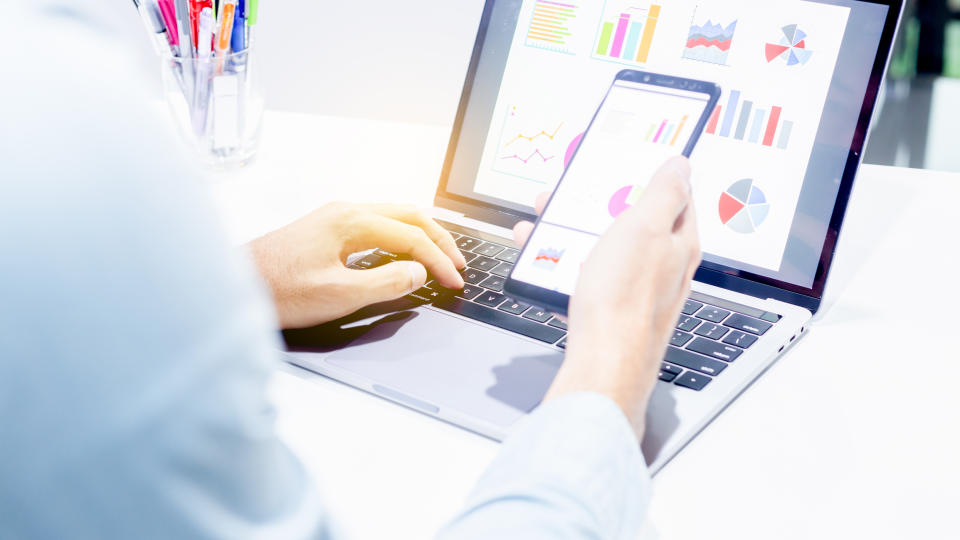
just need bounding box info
[211,111,960,540]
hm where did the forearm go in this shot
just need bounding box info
[438,393,651,540]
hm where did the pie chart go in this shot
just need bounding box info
[718,179,769,234]
[765,24,813,66]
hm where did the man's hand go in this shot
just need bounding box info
[513,156,701,440]
[249,203,466,329]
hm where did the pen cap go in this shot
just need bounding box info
[215,0,237,53]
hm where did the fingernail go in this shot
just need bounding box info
[405,262,427,294]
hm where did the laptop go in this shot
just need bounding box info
[283,0,903,473]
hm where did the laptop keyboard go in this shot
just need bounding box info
[350,228,781,393]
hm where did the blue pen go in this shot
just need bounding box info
[231,0,246,52]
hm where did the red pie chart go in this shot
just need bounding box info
[718,179,769,234]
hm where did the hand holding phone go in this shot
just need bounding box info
[505,70,719,315]
[511,157,701,439]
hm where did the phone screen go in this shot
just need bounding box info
[509,78,713,301]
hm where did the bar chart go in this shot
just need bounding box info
[525,1,582,55]
[645,115,689,146]
[592,2,662,65]
[704,89,794,150]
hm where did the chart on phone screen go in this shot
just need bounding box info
[473,0,850,273]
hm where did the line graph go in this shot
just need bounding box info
[505,122,565,147]
[501,150,556,164]
[492,105,570,185]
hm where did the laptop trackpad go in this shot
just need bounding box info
[287,304,564,431]
[284,301,680,463]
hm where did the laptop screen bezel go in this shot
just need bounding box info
[433,0,904,314]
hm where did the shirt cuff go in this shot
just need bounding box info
[456,392,652,540]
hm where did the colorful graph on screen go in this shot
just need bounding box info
[493,105,570,184]
[592,2,662,65]
[533,247,565,270]
[719,179,769,234]
[765,24,813,66]
[525,0,582,55]
[683,11,737,66]
[704,89,794,150]
[645,115,689,146]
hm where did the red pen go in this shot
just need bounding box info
[157,0,180,55]
[188,0,213,53]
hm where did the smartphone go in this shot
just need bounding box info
[504,70,720,316]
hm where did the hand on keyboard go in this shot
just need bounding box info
[513,157,702,441]
[249,202,466,329]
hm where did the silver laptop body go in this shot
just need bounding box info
[285,0,903,473]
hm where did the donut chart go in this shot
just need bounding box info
[718,179,769,234]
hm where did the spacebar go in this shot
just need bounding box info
[433,297,564,344]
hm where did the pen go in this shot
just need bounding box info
[188,0,213,54]
[174,0,193,58]
[157,0,180,57]
[245,0,258,47]
[193,7,215,134]
[231,0,246,53]
[214,0,237,73]
[133,0,172,56]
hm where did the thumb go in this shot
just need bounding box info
[629,156,692,230]
[346,261,428,306]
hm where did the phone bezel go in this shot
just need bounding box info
[503,70,721,315]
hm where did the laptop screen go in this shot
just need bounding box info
[439,0,895,295]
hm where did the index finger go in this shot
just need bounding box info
[629,156,693,231]
[354,214,465,289]
[368,204,467,269]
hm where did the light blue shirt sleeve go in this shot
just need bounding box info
[439,393,651,540]
[1,5,650,540]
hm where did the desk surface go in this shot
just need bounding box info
[211,111,960,540]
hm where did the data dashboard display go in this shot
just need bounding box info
[469,0,851,274]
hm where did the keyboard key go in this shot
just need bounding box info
[556,337,567,349]
[760,312,782,323]
[490,262,514,278]
[724,313,773,336]
[682,300,704,315]
[675,371,712,391]
[468,256,500,272]
[659,370,679,383]
[664,346,728,376]
[456,236,481,251]
[408,287,446,303]
[375,249,411,261]
[548,318,568,331]
[460,251,479,264]
[461,269,490,285]
[499,300,530,315]
[696,306,731,323]
[474,243,506,258]
[694,323,729,340]
[354,253,387,269]
[687,338,743,362]
[722,330,758,349]
[495,249,520,264]
[523,308,553,323]
[475,291,507,307]
[433,297,565,344]
[447,232,461,240]
[677,316,701,332]
[661,363,683,375]
[478,275,505,292]
[670,331,694,348]
[456,285,483,300]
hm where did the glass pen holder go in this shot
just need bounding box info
[159,49,263,168]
